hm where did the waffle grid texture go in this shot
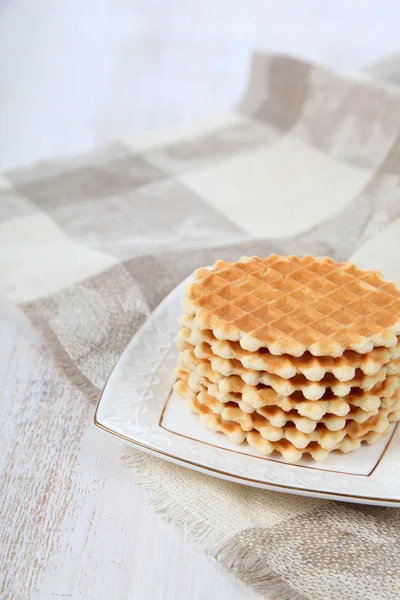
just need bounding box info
[177,319,400,379]
[184,255,400,357]
[175,255,400,462]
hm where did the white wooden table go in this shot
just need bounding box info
[1,2,400,598]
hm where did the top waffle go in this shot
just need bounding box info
[184,255,400,357]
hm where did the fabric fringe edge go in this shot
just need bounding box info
[120,447,228,556]
[217,535,307,600]
[120,447,305,600]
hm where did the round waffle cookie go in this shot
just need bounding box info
[178,346,400,400]
[175,254,400,462]
[183,255,400,357]
[180,370,400,433]
[174,377,400,463]
[194,380,399,437]
[176,321,400,380]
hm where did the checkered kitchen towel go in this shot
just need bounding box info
[3,54,400,600]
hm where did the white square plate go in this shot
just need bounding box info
[94,272,400,506]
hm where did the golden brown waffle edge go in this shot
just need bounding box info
[174,376,398,463]
[174,254,400,462]
[185,255,400,357]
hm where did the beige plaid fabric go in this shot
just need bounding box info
[2,53,400,599]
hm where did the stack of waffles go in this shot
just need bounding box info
[174,255,400,463]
